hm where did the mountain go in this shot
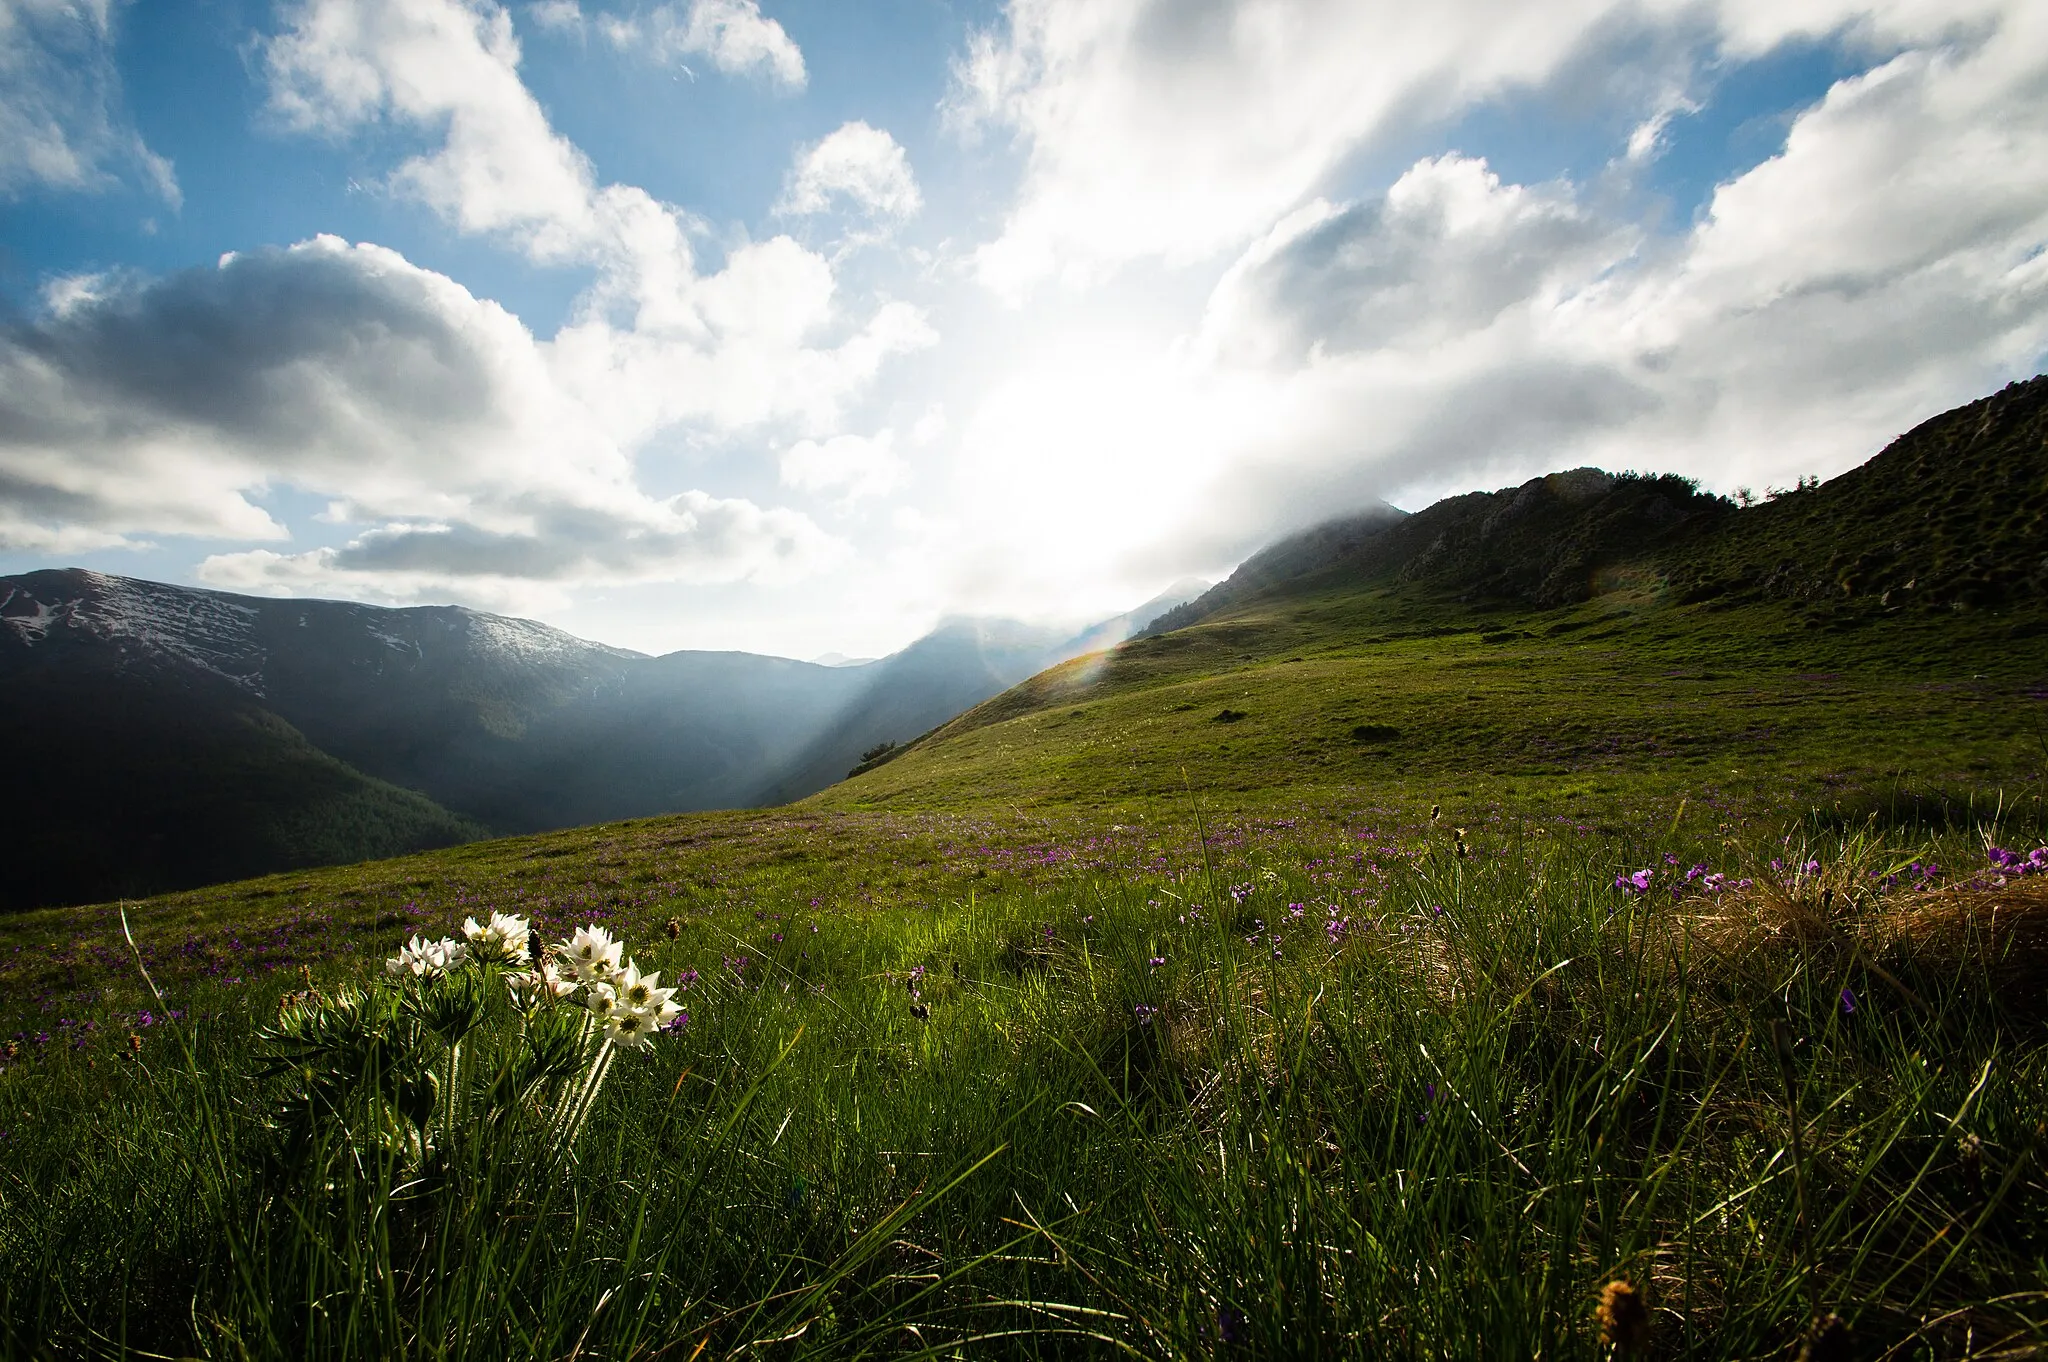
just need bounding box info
[817,374,2048,811]
[1148,376,2047,638]
[1144,468,1734,635]
[1659,376,2048,617]
[0,570,1166,908]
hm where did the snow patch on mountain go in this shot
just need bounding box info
[460,610,644,669]
[2,569,269,693]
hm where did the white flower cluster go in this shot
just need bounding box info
[385,917,680,1050]
[386,934,470,978]
[461,911,532,963]
[511,925,682,1050]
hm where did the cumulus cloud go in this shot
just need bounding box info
[601,0,805,89]
[951,0,2028,295]
[200,490,832,610]
[1198,157,1630,366]
[0,0,178,203]
[262,0,926,448]
[0,237,840,602]
[527,0,581,33]
[1071,9,2048,577]
[780,430,907,500]
[0,0,924,606]
[776,121,922,220]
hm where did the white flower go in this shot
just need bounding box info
[582,982,620,1020]
[505,962,572,1011]
[615,960,678,1018]
[603,1008,656,1050]
[463,912,533,962]
[555,925,623,984]
[385,934,467,978]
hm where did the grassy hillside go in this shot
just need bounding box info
[810,590,2046,818]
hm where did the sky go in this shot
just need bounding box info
[1,0,2044,660]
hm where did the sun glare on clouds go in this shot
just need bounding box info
[0,0,2043,655]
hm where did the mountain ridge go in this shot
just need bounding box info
[0,569,1184,908]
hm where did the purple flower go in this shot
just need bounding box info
[1149,956,1166,969]
[1133,1004,1158,1025]
[1839,987,1857,1015]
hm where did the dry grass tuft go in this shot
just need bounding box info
[1682,863,2048,1016]
[1868,876,2048,1008]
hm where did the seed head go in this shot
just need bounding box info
[1595,1279,1650,1353]
[665,917,682,940]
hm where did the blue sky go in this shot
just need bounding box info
[2,0,2044,657]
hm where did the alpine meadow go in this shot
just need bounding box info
[3,378,2047,1357]
[4,0,2048,1358]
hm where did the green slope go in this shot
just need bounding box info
[810,377,2048,815]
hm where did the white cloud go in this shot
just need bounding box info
[261,0,930,445]
[780,430,907,500]
[0,0,179,204]
[528,0,581,33]
[1197,157,1631,367]
[0,0,924,611]
[944,6,2048,601]
[950,0,2030,296]
[603,0,805,89]
[776,121,922,220]
[0,236,841,603]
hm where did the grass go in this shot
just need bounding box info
[4,797,2048,1357]
[813,586,2048,815]
[3,579,2047,1357]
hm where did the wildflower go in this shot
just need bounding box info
[1149,956,1166,969]
[1595,1279,1650,1353]
[616,960,679,1022]
[556,925,623,983]
[386,935,467,978]
[1614,869,1654,896]
[461,912,532,962]
[1839,986,1857,1015]
[506,963,574,1010]
[583,983,620,1020]
[1133,1004,1159,1025]
[603,1008,656,1049]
